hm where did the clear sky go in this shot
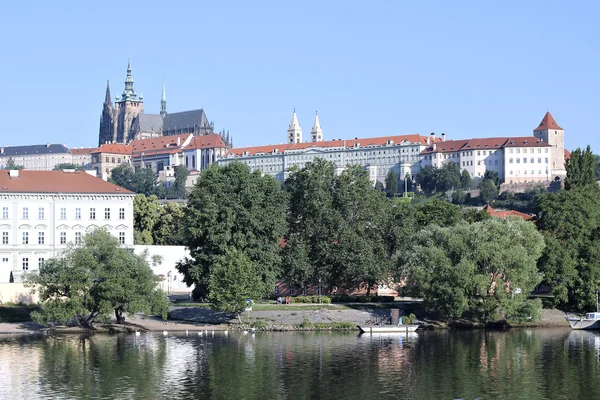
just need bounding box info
[1,1,598,151]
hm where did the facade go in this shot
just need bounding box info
[91,144,133,180]
[98,60,231,147]
[0,170,135,283]
[420,112,566,185]
[70,147,95,169]
[0,144,73,171]
[219,133,437,184]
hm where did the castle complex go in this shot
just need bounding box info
[98,60,231,147]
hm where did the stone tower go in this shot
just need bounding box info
[115,59,144,143]
[98,81,115,145]
[287,110,302,144]
[533,111,566,179]
[311,111,323,142]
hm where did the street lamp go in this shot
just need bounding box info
[318,278,322,304]
[167,271,171,295]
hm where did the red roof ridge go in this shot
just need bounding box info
[534,111,563,131]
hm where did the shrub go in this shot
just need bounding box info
[250,319,269,329]
[402,313,417,325]
[289,296,331,304]
[330,295,394,303]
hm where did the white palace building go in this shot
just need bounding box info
[0,170,134,283]
[217,111,567,185]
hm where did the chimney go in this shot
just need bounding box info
[177,137,181,146]
[433,143,437,151]
[426,136,430,145]
[9,170,19,178]
[441,132,446,142]
[46,143,51,148]
[430,132,436,140]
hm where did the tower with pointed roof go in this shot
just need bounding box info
[288,110,303,144]
[311,112,323,142]
[114,59,144,143]
[533,111,566,178]
[98,81,117,145]
[160,81,167,118]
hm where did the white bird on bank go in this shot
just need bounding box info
[224,330,229,335]
[198,331,202,336]
[163,331,168,336]
[243,330,248,335]
[135,331,141,336]
[186,330,189,336]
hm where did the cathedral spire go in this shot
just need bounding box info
[104,80,112,106]
[121,58,139,102]
[160,80,167,117]
[288,109,303,144]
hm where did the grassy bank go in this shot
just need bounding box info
[0,303,38,323]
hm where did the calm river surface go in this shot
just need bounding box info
[0,328,597,399]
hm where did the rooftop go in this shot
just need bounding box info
[0,144,71,157]
[534,111,563,131]
[92,143,133,155]
[0,170,133,194]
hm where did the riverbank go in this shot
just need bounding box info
[0,303,571,335]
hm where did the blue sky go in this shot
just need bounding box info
[1,1,598,151]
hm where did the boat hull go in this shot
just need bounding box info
[357,325,419,334]
[566,318,600,330]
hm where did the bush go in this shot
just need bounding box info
[330,295,395,303]
[289,296,332,304]
[402,313,417,325]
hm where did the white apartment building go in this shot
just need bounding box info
[0,170,135,283]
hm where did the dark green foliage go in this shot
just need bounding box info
[24,230,169,328]
[452,190,466,205]
[177,162,287,303]
[462,208,491,223]
[289,296,332,304]
[385,169,399,197]
[398,218,545,322]
[374,181,385,192]
[109,164,164,197]
[536,185,600,311]
[416,163,461,195]
[460,169,472,190]
[483,170,501,186]
[53,163,84,171]
[167,165,189,199]
[478,179,499,203]
[413,198,463,227]
[329,295,395,303]
[283,160,393,294]
[565,146,596,190]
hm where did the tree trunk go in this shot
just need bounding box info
[115,307,126,324]
[77,313,97,330]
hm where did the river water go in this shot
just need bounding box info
[0,328,597,399]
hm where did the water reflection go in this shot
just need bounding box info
[1,329,600,399]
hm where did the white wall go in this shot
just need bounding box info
[133,245,191,293]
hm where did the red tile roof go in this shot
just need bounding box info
[0,170,133,194]
[183,134,226,150]
[564,149,571,160]
[484,205,533,221]
[534,112,563,131]
[421,136,550,154]
[131,134,191,155]
[92,144,133,155]
[224,134,438,157]
[70,147,96,155]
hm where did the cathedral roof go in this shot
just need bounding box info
[0,144,71,157]
[163,109,210,131]
[133,114,164,132]
[183,134,227,150]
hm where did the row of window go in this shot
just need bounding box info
[2,231,126,245]
[508,158,548,164]
[508,148,549,154]
[509,170,548,175]
[1,207,126,220]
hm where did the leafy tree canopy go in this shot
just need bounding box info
[478,179,499,203]
[53,163,84,171]
[177,162,287,300]
[3,157,24,170]
[109,164,164,197]
[24,229,169,328]
[483,170,501,187]
[460,169,472,190]
[416,163,461,195]
[385,169,399,197]
[133,194,160,245]
[565,146,596,190]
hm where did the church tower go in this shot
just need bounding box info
[98,81,115,145]
[311,111,323,142]
[287,109,302,144]
[533,111,566,179]
[115,59,144,143]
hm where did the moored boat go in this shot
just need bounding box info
[357,324,419,334]
[566,312,600,330]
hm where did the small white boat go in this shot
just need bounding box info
[357,324,419,334]
[566,312,600,330]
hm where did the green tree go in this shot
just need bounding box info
[398,218,545,322]
[437,162,461,192]
[283,160,393,294]
[109,163,135,190]
[133,167,164,197]
[413,198,463,228]
[133,194,160,244]
[452,189,466,205]
[536,185,600,311]
[565,146,596,190]
[177,162,287,300]
[483,170,501,187]
[416,165,438,195]
[24,229,169,328]
[4,157,24,170]
[385,170,399,197]
[374,181,385,192]
[208,248,267,321]
[460,169,472,190]
[153,202,186,245]
[478,179,499,203]
[169,165,189,199]
[53,163,84,171]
